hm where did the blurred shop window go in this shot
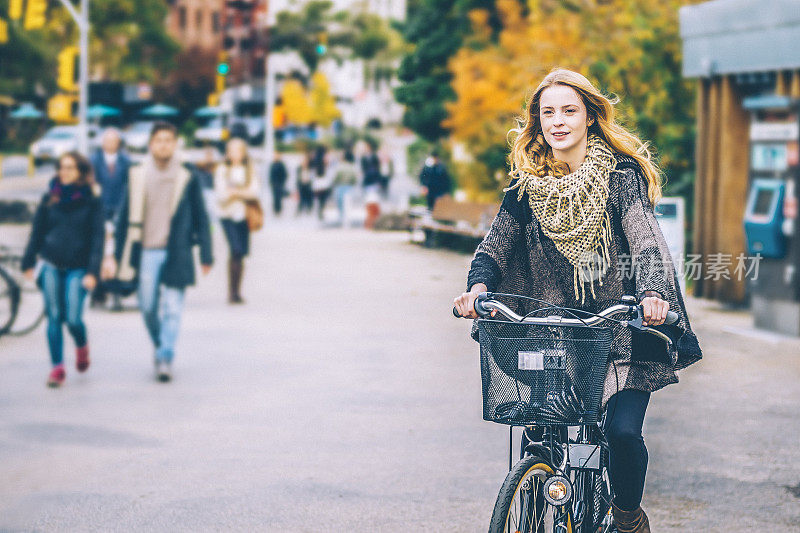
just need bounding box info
[213,12,220,33]
[179,7,187,30]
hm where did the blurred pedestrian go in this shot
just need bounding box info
[91,128,131,221]
[333,148,358,226]
[378,148,394,198]
[419,150,452,210]
[296,152,314,215]
[269,152,288,215]
[215,137,260,304]
[89,127,131,310]
[361,143,382,228]
[21,152,104,388]
[360,143,382,194]
[311,145,332,220]
[194,146,219,189]
[107,122,213,382]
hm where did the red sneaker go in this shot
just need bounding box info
[76,345,90,372]
[47,365,66,388]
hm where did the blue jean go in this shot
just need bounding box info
[334,185,353,223]
[40,263,88,366]
[138,249,185,363]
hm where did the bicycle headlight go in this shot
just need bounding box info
[543,475,572,506]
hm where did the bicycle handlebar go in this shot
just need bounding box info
[453,293,678,346]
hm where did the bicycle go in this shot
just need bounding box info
[0,262,20,337]
[0,246,46,337]
[454,292,677,533]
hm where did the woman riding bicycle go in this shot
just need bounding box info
[453,69,702,533]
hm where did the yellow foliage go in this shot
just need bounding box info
[309,72,341,127]
[281,79,314,125]
[281,74,341,127]
[445,0,701,198]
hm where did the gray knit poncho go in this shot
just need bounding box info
[467,155,702,406]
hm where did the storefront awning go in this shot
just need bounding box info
[680,0,800,78]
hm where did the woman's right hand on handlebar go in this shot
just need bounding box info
[453,283,487,318]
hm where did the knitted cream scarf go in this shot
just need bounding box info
[506,134,617,304]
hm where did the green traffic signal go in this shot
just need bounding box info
[217,63,230,76]
[316,44,327,55]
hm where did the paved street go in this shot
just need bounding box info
[1,215,799,531]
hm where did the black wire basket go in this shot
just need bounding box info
[478,319,613,426]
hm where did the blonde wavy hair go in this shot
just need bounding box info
[508,68,662,206]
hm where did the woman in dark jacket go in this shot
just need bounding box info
[453,69,702,533]
[22,151,104,387]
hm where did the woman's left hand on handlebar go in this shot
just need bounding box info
[640,293,669,326]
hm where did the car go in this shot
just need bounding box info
[234,116,265,145]
[30,125,100,165]
[123,121,156,153]
[194,117,227,148]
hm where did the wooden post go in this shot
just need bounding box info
[790,70,800,99]
[713,76,749,303]
[692,78,709,297]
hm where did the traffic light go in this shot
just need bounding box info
[57,46,79,92]
[316,32,327,56]
[0,19,8,44]
[48,94,78,124]
[9,0,23,20]
[216,51,229,93]
[24,0,47,30]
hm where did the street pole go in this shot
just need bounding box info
[56,0,89,155]
[264,54,276,171]
[77,0,89,155]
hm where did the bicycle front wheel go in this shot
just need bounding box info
[489,454,573,533]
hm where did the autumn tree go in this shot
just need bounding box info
[0,0,178,98]
[444,0,700,201]
[309,71,340,127]
[394,0,527,143]
[269,1,401,75]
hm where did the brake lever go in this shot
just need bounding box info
[619,305,674,349]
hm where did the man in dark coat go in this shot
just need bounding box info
[269,152,288,215]
[360,144,382,190]
[89,128,131,309]
[107,122,213,382]
[90,127,131,221]
[419,150,452,210]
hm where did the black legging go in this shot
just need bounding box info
[604,389,650,512]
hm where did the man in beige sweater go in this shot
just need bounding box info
[108,122,213,382]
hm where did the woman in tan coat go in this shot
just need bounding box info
[214,138,260,304]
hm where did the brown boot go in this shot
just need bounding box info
[611,502,651,533]
[228,258,244,304]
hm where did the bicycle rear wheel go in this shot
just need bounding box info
[489,454,573,533]
[0,266,20,337]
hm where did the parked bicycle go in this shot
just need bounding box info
[0,245,46,338]
[454,292,677,533]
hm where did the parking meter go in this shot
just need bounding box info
[743,179,785,257]
[655,197,686,295]
[742,95,800,335]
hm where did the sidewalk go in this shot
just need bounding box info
[0,216,798,531]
